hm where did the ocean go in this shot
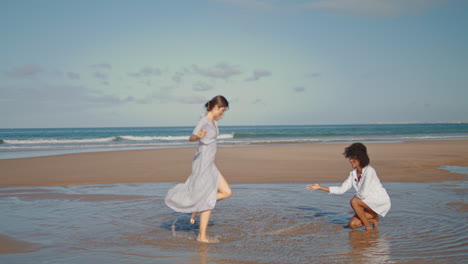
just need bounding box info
[1,123,468,159]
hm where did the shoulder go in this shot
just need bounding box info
[196,116,209,125]
[364,166,377,175]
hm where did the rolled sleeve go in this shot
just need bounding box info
[192,117,207,136]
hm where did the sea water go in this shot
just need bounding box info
[1,123,468,159]
[0,168,466,263]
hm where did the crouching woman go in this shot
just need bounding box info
[307,143,391,231]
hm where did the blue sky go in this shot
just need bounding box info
[2,0,467,128]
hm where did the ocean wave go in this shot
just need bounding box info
[2,137,117,144]
[1,133,235,145]
[218,135,468,145]
[0,142,196,150]
[118,133,234,141]
[117,135,189,141]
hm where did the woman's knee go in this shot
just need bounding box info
[223,187,233,198]
[348,217,362,229]
[218,173,232,198]
[350,197,361,207]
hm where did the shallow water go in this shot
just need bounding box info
[0,178,466,263]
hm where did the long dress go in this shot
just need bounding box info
[164,116,220,213]
[329,166,391,217]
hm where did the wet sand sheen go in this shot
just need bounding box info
[0,181,466,263]
[0,235,42,254]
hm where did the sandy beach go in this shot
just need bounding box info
[1,140,467,188]
[1,140,467,261]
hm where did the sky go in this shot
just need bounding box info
[1,0,467,128]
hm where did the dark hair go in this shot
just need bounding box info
[343,142,370,167]
[205,95,229,111]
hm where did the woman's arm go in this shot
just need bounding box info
[328,174,353,195]
[189,129,206,142]
[307,184,330,192]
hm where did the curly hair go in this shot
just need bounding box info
[343,142,370,168]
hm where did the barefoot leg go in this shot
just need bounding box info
[350,197,377,231]
[348,215,363,229]
[197,210,219,243]
[369,214,380,230]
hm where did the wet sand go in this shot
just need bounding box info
[0,235,41,254]
[0,182,466,263]
[1,140,467,258]
[1,140,468,188]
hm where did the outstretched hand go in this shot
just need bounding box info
[306,184,321,191]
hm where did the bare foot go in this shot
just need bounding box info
[190,212,197,224]
[370,216,380,230]
[197,236,219,244]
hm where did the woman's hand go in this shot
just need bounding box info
[197,129,206,139]
[189,129,207,142]
[306,184,321,191]
[306,184,330,193]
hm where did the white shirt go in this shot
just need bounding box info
[329,166,391,217]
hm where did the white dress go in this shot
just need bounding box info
[329,166,391,217]
[164,116,220,213]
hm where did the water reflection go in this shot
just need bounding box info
[348,230,390,264]
[197,244,209,264]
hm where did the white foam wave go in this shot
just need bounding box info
[119,135,189,141]
[120,133,234,141]
[1,134,465,148]
[218,133,235,139]
[3,137,116,144]
[0,142,195,150]
[218,135,468,145]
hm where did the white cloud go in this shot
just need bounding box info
[67,72,80,80]
[193,81,214,92]
[90,63,112,70]
[245,69,272,81]
[306,72,321,78]
[252,98,263,104]
[216,0,275,10]
[302,0,445,16]
[129,66,162,78]
[192,62,242,80]
[176,95,207,104]
[148,86,207,105]
[0,83,136,109]
[93,71,109,80]
[172,71,184,83]
[294,86,306,92]
[86,94,134,105]
[4,64,44,78]
[218,0,446,16]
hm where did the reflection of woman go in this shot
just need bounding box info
[348,230,390,263]
[307,143,391,231]
[165,95,232,243]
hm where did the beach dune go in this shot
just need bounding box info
[1,140,467,188]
